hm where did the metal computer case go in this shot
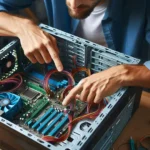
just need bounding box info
[0,24,142,150]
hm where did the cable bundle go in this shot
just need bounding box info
[43,69,75,98]
[42,100,105,142]
[42,66,107,143]
[0,73,23,92]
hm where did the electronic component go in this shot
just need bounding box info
[49,115,68,136]
[0,49,18,80]
[0,93,22,120]
[0,24,142,150]
[20,98,49,124]
[32,107,54,130]
[26,81,46,94]
[28,71,68,91]
[21,88,40,101]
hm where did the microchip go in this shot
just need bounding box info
[22,88,39,100]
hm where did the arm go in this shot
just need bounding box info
[62,0,150,106]
[120,65,150,87]
[0,12,63,71]
[0,12,27,37]
[62,64,150,105]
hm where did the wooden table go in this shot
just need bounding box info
[113,92,150,150]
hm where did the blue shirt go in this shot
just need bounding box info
[0,0,150,67]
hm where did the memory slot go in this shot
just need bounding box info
[28,73,56,91]
[37,110,57,133]
[28,72,68,89]
[48,115,68,136]
[32,107,54,129]
[25,100,49,125]
[22,98,44,120]
[42,113,63,135]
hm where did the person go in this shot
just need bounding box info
[0,0,149,106]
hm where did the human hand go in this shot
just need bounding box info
[17,20,63,71]
[62,65,128,105]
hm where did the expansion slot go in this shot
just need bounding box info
[27,82,46,94]
[37,110,57,133]
[32,107,54,129]
[27,72,68,91]
[25,99,49,125]
[48,115,68,136]
[42,112,63,135]
[21,99,44,121]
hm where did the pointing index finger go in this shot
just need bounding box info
[62,85,82,106]
[46,42,63,72]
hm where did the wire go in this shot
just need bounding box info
[43,69,75,98]
[71,54,91,78]
[42,100,105,143]
[139,135,150,149]
[117,142,129,150]
[0,73,23,92]
[59,85,74,102]
[72,67,91,77]
[42,67,106,143]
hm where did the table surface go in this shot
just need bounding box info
[113,91,150,150]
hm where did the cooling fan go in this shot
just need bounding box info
[0,50,18,80]
[0,93,22,120]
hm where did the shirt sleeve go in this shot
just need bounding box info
[0,0,32,12]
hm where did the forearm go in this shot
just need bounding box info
[0,12,33,37]
[120,64,150,88]
[0,12,63,70]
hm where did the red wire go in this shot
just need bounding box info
[42,68,105,143]
[0,73,23,92]
[72,67,91,77]
[43,69,75,97]
[42,102,105,143]
[59,85,74,101]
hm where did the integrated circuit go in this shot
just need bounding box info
[21,88,40,101]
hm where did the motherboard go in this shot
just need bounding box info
[0,57,90,140]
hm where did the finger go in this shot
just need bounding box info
[39,47,52,63]
[75,94,80,99]
[94,89,103,103]
[62,85,83,106]
[50,36,59,54]
[46,41,63,72]
[26,53,37,64]
[79,88,89,102]
[33,51,45,64]
[87,89,96,104]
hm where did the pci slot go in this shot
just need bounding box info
[32,107,54,129]
[37,110,57,132]
[48,115,69,136]
[42,113,63,135]
[25,100,49,125]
